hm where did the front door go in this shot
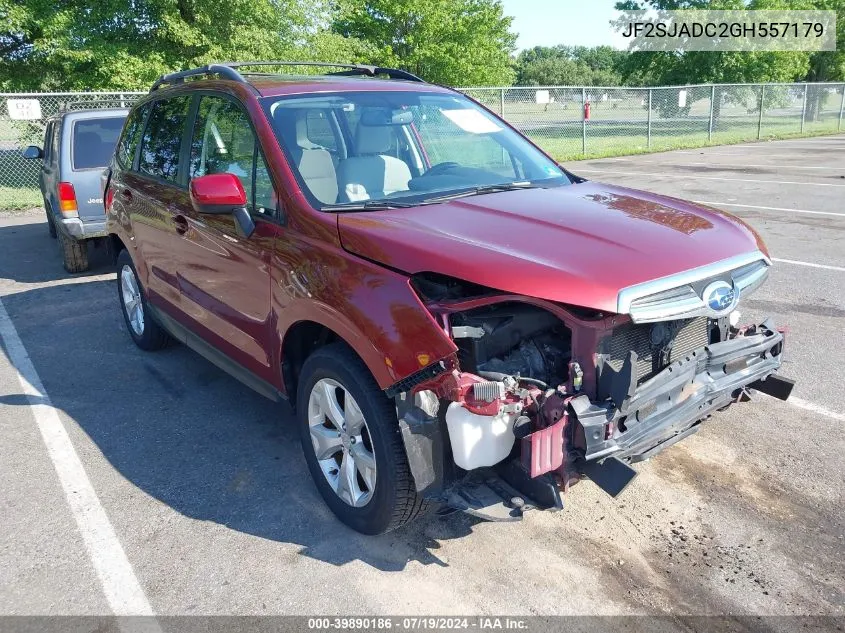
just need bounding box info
[176,93,281,384]
[125,95,194,312]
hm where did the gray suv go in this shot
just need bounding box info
[24,108,128,272]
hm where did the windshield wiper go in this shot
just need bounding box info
[321,200,418,212]
[417,182,540,205]
[321,182,540,212]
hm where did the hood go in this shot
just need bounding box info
[337,181,768,313]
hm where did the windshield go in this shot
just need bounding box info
[262,91,572,210]
[71,117,126,170]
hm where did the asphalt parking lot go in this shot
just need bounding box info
[0,135,843,626]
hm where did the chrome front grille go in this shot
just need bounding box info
[617,251,771,323]
[606,317,709,384]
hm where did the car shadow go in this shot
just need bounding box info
[0,269,481,571]
[0,214,113,283]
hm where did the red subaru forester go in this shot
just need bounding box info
[105,62,792,534]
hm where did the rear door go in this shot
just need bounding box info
[120,95,194,312]
[67,114,127,221]
[176,93,280,383]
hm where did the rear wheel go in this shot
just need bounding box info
[117,249,171,351]
[296,344,431,534]
[58,232,89,273]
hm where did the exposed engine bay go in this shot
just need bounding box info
[396,274,793,522]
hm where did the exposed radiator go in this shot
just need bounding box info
[606,317,709,384]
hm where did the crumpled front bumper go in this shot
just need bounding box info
[571,319,787,465]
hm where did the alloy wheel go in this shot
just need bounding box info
[307,378,377,507]
[120,265,144,336]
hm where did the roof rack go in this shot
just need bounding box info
[150,61,424,92]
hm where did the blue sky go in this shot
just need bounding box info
[502,0,626,50]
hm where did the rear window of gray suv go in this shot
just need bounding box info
[72,117,126,170]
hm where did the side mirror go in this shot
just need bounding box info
[23,145,43,160]
[189,173,255,238]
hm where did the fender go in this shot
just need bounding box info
[273,249,458,393]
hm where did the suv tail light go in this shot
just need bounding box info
[57,182,78,218]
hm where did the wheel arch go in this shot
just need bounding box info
[281,320,342,407]
[108,232,128,264]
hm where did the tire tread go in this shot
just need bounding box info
[58,232,89,273]
[299,343,433,533]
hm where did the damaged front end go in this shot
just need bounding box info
[391,267,793,522]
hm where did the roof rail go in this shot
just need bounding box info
[149,61,425,92]
[224,61,424,82]
[150,64,247,92]
[328,66,424,82]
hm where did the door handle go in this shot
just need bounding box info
[173,214,189,236]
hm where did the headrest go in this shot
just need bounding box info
[355,124,393,155]
[273,109,314,151]
[295,115,317,149]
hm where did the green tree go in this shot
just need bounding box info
[805,0,845,82]
[0,0,374,91]
[332,0,517,86]
[614,0,814,87]
[515,45,628,86]
[614,0,823,120]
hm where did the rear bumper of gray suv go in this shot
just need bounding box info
[60,217,107,240]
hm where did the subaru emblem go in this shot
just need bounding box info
[702,280,738,316]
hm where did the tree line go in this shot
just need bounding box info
[0,0,843,92]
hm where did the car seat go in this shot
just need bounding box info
[337,125,412,202]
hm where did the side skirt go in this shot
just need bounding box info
[147,303,285,403]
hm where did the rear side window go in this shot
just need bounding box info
[138,96,192,183]
[72,117,126,170]
[116,104,150,169]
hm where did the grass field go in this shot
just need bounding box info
[528,112,844,161]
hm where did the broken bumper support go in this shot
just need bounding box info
[523,320,788,496]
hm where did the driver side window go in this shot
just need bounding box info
[190,96,276,215]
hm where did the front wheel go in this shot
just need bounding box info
[116,249,171,351]
[296,344,431,534]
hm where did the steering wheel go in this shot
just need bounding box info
[424,162,461,177]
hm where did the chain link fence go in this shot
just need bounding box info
[463,82,845,161]
[1,83,844,209]
[1,92,144,209]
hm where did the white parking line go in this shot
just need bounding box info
[693,201,845,218]
[671,151,844,160]
[676,143,845,151]
[0,297,159,622]
[595,159,844,172]
[771,258,845,272]
[788,397,845,422]
[576,168,845,188]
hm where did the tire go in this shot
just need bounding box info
[58,232,89,273]
[116,249,172,351]
[296,343,431,534]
